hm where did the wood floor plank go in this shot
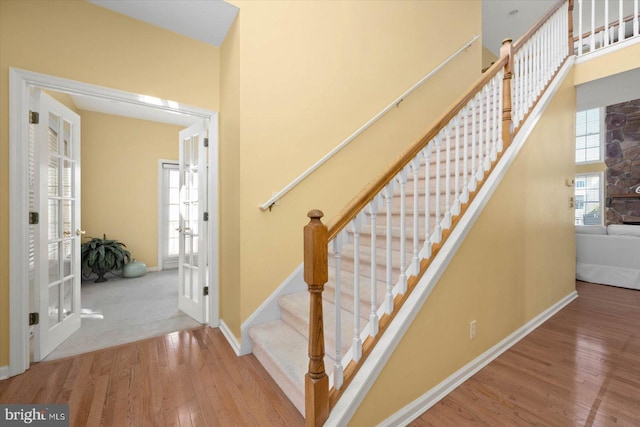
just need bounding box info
[0,327,303,427]
[411,282,640,426]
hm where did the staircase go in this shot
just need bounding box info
[249,92,501,414]
[248,0,573,423]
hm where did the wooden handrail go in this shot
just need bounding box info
[573,12,640,42]
[513,0,566,52]
[326,55,508,239]
[304,210,329,426]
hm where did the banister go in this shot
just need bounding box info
[259,34,480,212]
[326,55,508,239]
[573,12,640,42]
[513,0,566,52]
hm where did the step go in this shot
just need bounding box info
[325,268,387,317]
[248,320,337,416]
[330,244,405,281]
[279,292,367,360]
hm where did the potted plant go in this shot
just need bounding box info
[81,234,131,283]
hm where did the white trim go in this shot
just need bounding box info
[378,291,578,427]
[259,35,480,211]
[239,264,306,355]
[218,319,241,356]
[9,67,218,378]
[575,34,640,64]
[207,114,220,328]
[0,365,9,380]
[323,57,575,427]
[146,266,161,273]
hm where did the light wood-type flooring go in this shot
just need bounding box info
[411,281,640,426]
[1,281,639,426]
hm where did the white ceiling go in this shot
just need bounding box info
[88,0,238,47]
[483,1,557,55]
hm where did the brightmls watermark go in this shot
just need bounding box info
[0,405,68,426]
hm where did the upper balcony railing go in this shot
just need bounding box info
[575,0,640,55]
[303,0,573,425]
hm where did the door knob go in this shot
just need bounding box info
[64,231,71,236]
[176,227,183,232]
[76,229,86,236]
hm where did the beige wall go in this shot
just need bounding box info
[0,0,219,367]
[574,42,640,85]
[482,45,499,70]
[350,68,577,425]
[221,0,482,337]
[80,111,181,268]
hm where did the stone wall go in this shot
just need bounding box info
[606,98,640,224]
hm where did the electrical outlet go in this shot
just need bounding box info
[470,320,477,339]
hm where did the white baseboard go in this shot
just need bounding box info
[379,290,578,427]
[147,266,161,272]
[0,365,9,380]
[219,319,241,356]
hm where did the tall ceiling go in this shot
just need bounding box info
[88,0,238,47]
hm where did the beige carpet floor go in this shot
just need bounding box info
[44,269,200,361]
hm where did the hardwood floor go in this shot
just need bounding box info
[0,327,303,426]
[410,281,640,426]
[2,282,639,426]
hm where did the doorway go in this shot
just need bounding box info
[9,68,220,376]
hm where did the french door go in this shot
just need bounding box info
[34,92,82,361]
[177,120,210,323]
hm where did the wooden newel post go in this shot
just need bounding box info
[567,0,574,54]
[304,209,329,427]
[500,38,514,148]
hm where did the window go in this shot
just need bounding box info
[575,108,603,163]
[159,162,180,269]
[574,173,603,225]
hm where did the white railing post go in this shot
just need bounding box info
[397,168,408,295]
[578,0,584,54]
[383,183,394,315]
[431,133,442,244]
[619,0,625,42]
[350,214,363,362]
[452,117,461,216]
[331,231,344,390]
[635,0,639,37]
[461,107,470,204]
[367,197,380,337]
[591,0,596,51]
[410,158,421,275]
[422,146,433,258]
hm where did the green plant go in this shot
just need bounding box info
[81,234,131,283]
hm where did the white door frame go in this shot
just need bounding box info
[9,67,220,377]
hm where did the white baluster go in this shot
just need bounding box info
[442,126,452,230]
[497,71,504,154]
[383,182,394,315]
[397,168,408,295]
[469,99,478,190]
[367,196,380,337]
[332,231,344,390]
[476,92,485,180]
[422,145,433,258]
[410,158,421,275]
[591,0,596,52]
[483,86,491,171]
[619,0,625,42]
[461,106,470,203]
[491,77,499,161]
[351,213,363,362]
[431,134,442,245]
[513,55,520,128]
[634,0,639,37]
[604,0,610,46]
[578,0,584,55]
[452,116,461,216]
